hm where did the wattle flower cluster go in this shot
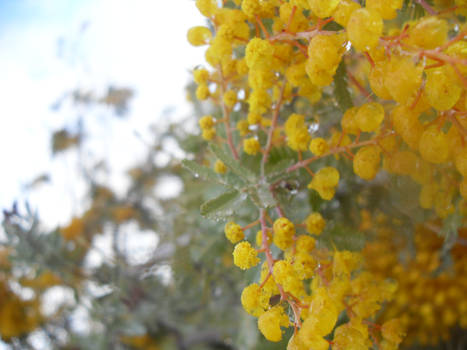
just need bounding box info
[187,0,467,347]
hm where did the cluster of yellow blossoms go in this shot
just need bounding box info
[0,282,41,340]
[188,0,467,347]
[364,220,467,346]
[0,250,42,340]
[226,215,404,349]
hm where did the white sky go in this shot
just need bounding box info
[0,0,207,227]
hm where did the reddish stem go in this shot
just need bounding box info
[364,52,375,68]
[424,62,445,69]
[218,65,240,160]
[260,209,287,299]
[415,0,437,15]
[450,62,467,89]
[287,132,395,172]
[275,205,285,218]
[255,15,270,40]
[449,114,467,137]
[286,6,297,32]
[437,30,467,51]
[242,219,260,231]
[410,80,425,109]
[262,80,287,173]
[348,70,372,100]
[259,272,271,289]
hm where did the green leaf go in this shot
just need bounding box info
[224,172,247,189]
[318,225,365,251]
[256,181,276,209]
[177,134,204,153]
[267,146,296,166]
[266,158,294,183]
[209,144,256,183]
[247,187,276,210]
[240,152,262,176]
[182,159,219,183]
[439,210,462,255]
[334,61,353,113]
[200,189,241,220]
[182,158,248,190]
[265,146,296,183]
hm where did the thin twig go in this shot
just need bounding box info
[261,80,287,175]
[218,65,239,160]
[415,0,437,15]
[287,131,395,172]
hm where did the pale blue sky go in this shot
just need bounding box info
[0,0,85,25]
[0,0,206,227]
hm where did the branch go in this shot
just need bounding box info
[261,79,287,176]
[218,65,239,160]
[415,0,437,15]
[287,131,395,172]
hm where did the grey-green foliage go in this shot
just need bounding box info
[334,61,353,113]
[0,126,247,350]
[209,144,256,183]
